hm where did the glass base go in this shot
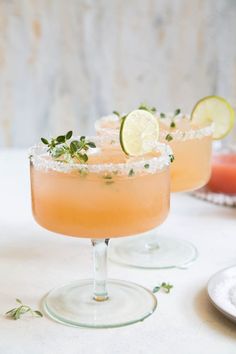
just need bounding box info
[43,279,157,328]
[109,236,198,269]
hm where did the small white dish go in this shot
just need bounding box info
[207,266,236,323]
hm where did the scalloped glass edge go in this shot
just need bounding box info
[192,188,236,208]
[29,138,173,176]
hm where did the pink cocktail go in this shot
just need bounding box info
[207,153,236,194]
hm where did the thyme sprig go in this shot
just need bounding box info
[169,154,175,163]
[41,131,96,163]
[169,108,181,128]
[113,110,127,122]
[138,103,157,114]
[165,134,173,142]
[128,168,135,177]
[5,299,43,320]
[174,108,181,116]
[159,108,181,127]
[113,103,156,123]
[153,282,173,294]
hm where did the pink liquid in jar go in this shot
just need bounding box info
[207,154,236,194]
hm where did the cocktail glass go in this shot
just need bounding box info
[29,137,171,327]
[95,114,213,269]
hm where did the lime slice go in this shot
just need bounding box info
[191,96,235,140]
[120,109,159,156]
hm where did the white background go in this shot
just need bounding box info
[0,0,236,147]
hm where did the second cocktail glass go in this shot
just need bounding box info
[95,113,213,269]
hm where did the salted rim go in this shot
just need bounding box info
[29,136,172,175]
[159,124,213,141]
[95,113,214,141]
[157,112,213,141]
[94,114,120,138]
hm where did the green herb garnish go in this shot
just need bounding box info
[112,103,156,125]
[174,108,181,116]
[79,168,89,177]
[103,174,115,185]
[112,110,127,123]
[105,180,114,185]
[41,132,96,163]
[5,299,43,320]
[103,174,113,180]
[138,103,156,114]
[160,112,166,118]
[113,111,120,117]
[153,282,173,294]
[165,134,173,142]
[128,168,135,176]
[144,163,150,169]
[169,109,180,127]
[169,154,175,163]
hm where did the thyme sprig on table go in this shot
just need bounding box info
[41,131,96,163]
[5,299,43,320]
[153,282,173,294]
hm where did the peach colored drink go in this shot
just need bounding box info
[30,145,170,238]
[95,115,213,193]
[159,119,212,192]
[160,120,212,192]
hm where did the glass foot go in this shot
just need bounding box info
[109,236,198,269]
[43,279,157,328]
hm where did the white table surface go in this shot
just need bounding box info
[0,149,236,354]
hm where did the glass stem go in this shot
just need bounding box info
[91,238,109,301]
[145,233,160,251]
